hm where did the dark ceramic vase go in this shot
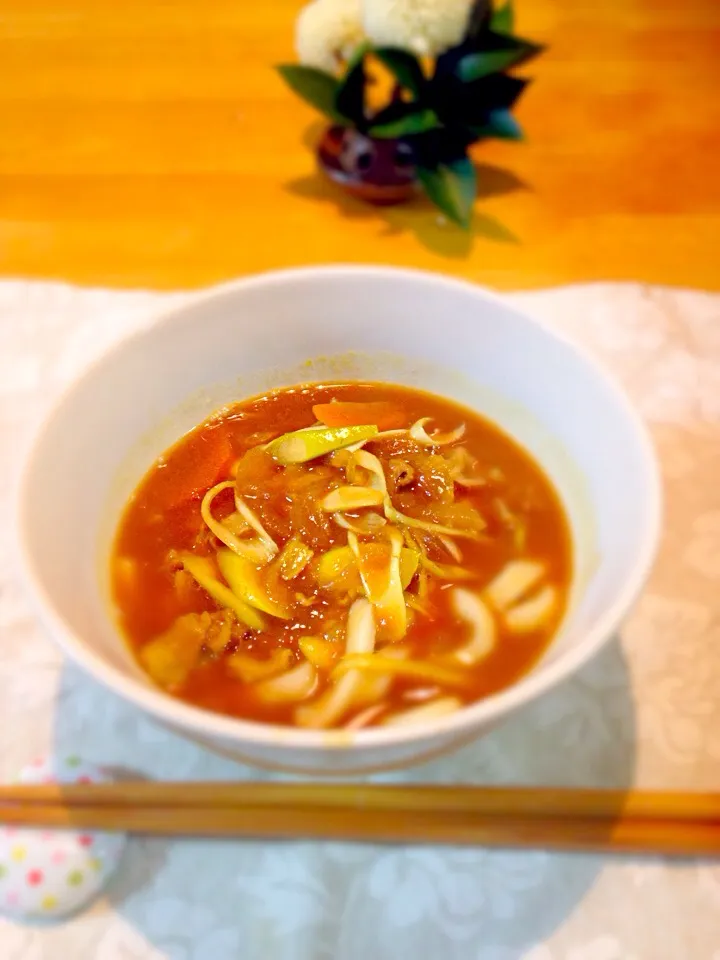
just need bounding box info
[317,125,418,206]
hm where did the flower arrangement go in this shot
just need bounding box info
[277,0,543,228]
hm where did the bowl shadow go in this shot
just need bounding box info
[48,634,636,959]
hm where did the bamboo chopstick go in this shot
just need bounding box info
[1,784,720,855]
[2,783,720,822]
[2,803,720,855]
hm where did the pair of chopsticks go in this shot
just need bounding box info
[2,783,719,855]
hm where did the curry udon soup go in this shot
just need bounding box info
[111,383,572,730]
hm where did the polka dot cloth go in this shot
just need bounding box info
[0,757,126,921]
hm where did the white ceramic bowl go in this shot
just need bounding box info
[18,267,661,774]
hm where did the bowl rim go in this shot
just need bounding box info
[16,264,662,753]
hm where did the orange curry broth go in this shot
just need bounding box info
[111,382,572,726]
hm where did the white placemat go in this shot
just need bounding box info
[1,280,719,960]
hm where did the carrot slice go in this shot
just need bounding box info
[312,402,406,431]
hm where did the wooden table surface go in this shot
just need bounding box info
[0,0,718,292]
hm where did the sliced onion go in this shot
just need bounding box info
[373,528,407,641]
[410,418,466,447]
[234,491,278,557]
[315,545,362,594]
[345,438,371,453]
[505,585,558,633]
[277,538,314,580]
[321,486,385,512]
[382,696,462,727]
[384,500,481,541]
[352,450,388,493]
[445,446,470,474]
[484,560,545,611]
[438,535,462,563]
[333,511,387,534]
[298,635,338,669]
[222,512,250,536]
[216,549,291,619]
[399,548,420,590]
[349,536,388,596]
[367,429,409,443]
[254,662,318,704]
[201,482,274,564]
[201,482,246,550]
[180,553,266,631]
[338,430,407,457]
[327,449,352,471]
[341,430,408,459]
[347,530,409,642]
[346,530,361,559]
[294,598,376,729]
[449,588,496,665]
[445,447,486,488]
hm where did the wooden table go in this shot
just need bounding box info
[1,0,718,291]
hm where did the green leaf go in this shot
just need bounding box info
[491,0,514,34]
[417,158,477,228]
[370,107,440,139]
[474,109,524,140]
[335,44,369,125]
[466,0,494,40]
[456,43,538,82]
[374,47,426,97]
[276,65,343,122]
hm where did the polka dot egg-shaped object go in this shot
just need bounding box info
[0,757,126,921]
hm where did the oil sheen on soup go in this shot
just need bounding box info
[111,383,572,730]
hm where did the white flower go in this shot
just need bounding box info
[363,0,476,57]
[296,0,365,72]
[295,0,478,70]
